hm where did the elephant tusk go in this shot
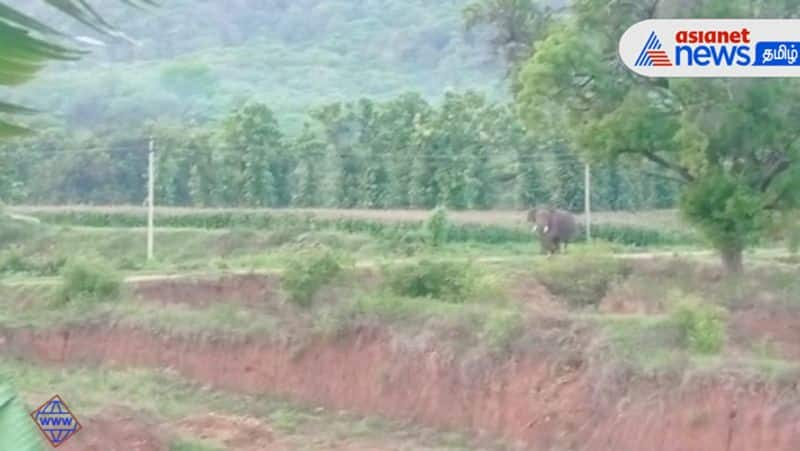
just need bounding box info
[543,225,549,234]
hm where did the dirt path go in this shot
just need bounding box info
[2,250,724,288]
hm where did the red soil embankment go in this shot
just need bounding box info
[3,326,799,451]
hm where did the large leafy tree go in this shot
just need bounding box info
[504,0,800,273]
[220,103,289,207]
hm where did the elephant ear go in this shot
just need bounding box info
[0,385,45,451]
[526,208,537,222]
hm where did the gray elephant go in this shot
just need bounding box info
[526,207,577,255]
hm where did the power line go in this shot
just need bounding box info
[2,145,617,165]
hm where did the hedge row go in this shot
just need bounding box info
[23,210,699,247]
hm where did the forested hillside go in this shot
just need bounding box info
[3,0,505,131]
[0,0,678,211]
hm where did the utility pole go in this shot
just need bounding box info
[147,137,155,261]
[584,163,592,242]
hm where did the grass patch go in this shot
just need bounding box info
[0,283,279,337]
[0,250,67,276]
[314,290,524,355]
[54,259,122,306]
[479,310,525,353]
[599,315,687,373]
[170,440,223,451]
[598,294,728,373]
[16,208,699,247]
[118,303,280,337]
[533,252,631,309]
[0,213,46,243]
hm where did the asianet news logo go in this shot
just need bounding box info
[620,20,800,77]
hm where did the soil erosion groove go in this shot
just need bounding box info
[1,325,798,451]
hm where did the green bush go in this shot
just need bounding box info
[670,297,726,354]
[384,259,477,303]
[534,254,630,308]
[55,259,123,305]
[424,206,450,247]
[282,249,347,307]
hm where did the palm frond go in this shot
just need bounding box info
[0,384,45,450]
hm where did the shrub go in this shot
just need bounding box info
[534,254,630,308]
[424,206,450,247]
[384,259,477,303]
[670,297,726,354]
[282,248,347,307]
[55,259,123,305]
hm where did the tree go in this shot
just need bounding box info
[311,102,363,208]
[515,0,800,273]
[290,123,326,207]
[356,99,391,208]
[376,93,432,207]
[220,103,288,206]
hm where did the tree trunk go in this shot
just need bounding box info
[721,246,744,274]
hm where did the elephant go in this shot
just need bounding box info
[526,207,577,256]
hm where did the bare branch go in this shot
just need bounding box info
[641,170,686,184]
[622,149,695,182]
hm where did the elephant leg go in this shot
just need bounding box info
[540,237,551,255]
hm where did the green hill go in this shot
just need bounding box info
[4,0,506,132]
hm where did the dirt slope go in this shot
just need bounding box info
[4,325,799,451]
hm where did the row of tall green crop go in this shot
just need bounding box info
[18,209,699,247]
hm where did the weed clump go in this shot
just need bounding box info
[384,259,478,303]
[55,259,122,305]
[282,248,348,307]
[670,296,727,354]
[479,310,524,353]
[0,250,66,276]
[534,252,630,308]
[424,206,450,247]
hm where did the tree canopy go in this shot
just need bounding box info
[510,0,800,271]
